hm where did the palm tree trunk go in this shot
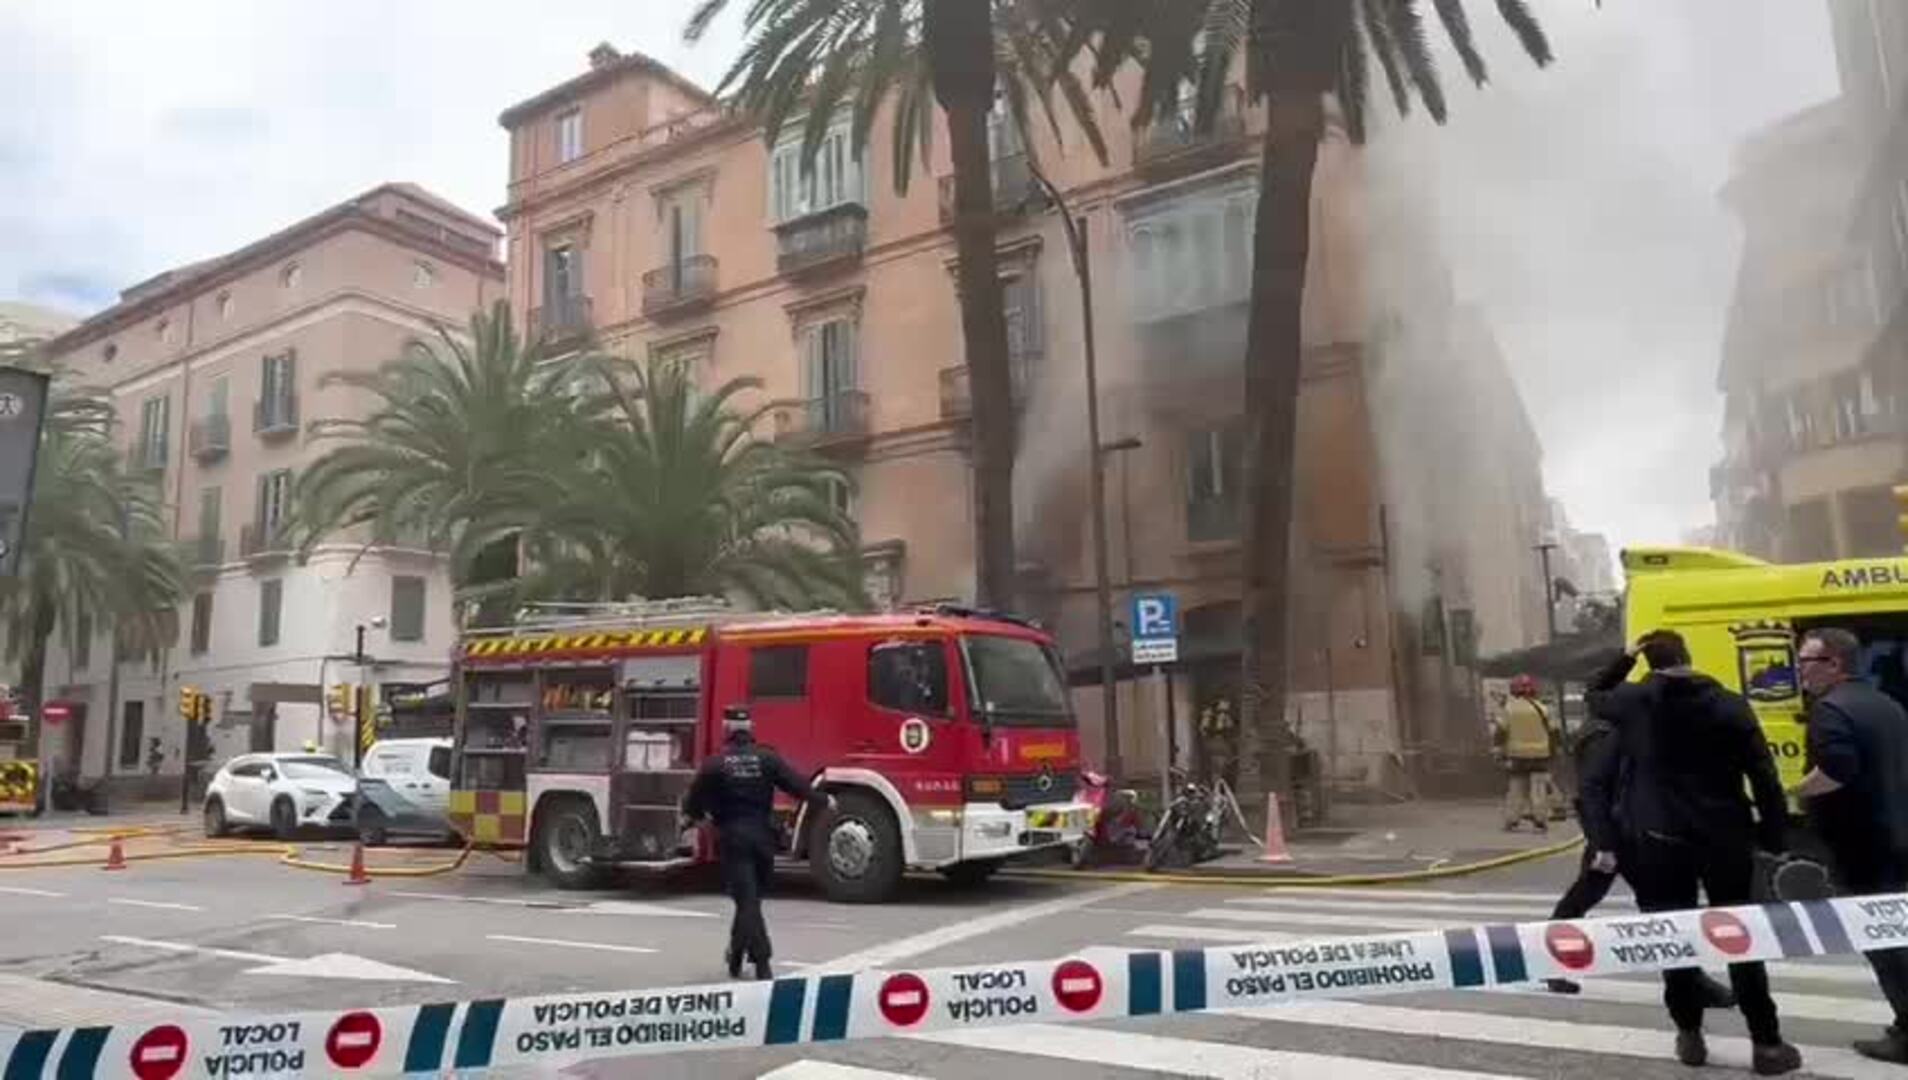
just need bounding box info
[1235,94,1326,815]
[18,602,54,759]
[925,0,1017,610]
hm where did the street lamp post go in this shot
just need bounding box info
[1029,160,1123,779]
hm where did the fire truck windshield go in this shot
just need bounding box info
[960,634,1074,727]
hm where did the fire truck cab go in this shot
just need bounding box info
[450,600,1092,902]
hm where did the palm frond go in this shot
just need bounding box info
[1358,0,1413,117]
[1338,11,1372,143]
[1495,0,1554,67]
[1382,0,1447,122]
[1433,0,1489,86]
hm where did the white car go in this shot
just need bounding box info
[203,753,358,839]
[353,738,453,845]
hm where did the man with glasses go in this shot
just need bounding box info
[1796,627,1908,1064]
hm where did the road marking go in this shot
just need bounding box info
[1183,907,1450,931]
[107,898,205,912]
[1219,1000,1901,1080]
[486,934,657,955]
[390,890,575,909]
[1224,897,1576,920]
[101,935,450,983]
[561,900,720,919]
[101,935,282,964]
[1762,959,1879,986]
[814,882,1159,973]
[1498,978,1892,1025]
[243,953,453,983]
[0,886,66,897]
[760,1064,927,1080]
[1125,924,1309,944]
[1220,886,1614,905]
[916,1022,1526,1079]
[266,914,396,930]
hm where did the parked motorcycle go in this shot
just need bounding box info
[1072,770,1147,868]
[1146,771,1224,871]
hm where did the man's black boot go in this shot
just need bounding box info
[1675,1028,1708,1067]
[1751,1041,1802,1075]
[726,947,742,979]
[754,960,774,981]
[1853,1025,1908,1064]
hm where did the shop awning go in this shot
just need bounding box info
[1476,629,1624,681]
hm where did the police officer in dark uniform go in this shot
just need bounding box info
[683,709,832,980]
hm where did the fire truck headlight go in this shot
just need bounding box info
[978,820,1013,839]
[926,809,962,824]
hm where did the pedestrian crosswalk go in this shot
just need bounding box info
[752,885,1901,1079]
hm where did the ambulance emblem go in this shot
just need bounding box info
[1731,621,1798,704]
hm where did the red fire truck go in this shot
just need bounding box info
[449,600,1092,902]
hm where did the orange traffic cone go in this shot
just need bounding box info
[102,837,128,872]
[343,842,370,886]
[1257,794,1292,864]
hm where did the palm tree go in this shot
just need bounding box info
[1068,0,1554,803]
[293,301,603,615]
[527,355,868,610]
[685,0,1107,610]
[0,376,184,751]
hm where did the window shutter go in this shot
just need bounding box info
[254,472,269,531]
[391,576,426,642]
[801,325,821,400]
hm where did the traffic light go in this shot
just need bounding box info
[1895,485,1908,550]
[326,683,353,721]
[178,686,208,724]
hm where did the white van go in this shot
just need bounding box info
[354,737,453,845]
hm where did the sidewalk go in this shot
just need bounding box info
[1198,797,1579,878]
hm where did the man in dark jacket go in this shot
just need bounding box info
[683,711,832,980]
[1583,629,1800,1075]
[1795,627,1908,1063]
[1554,654,1734,1006]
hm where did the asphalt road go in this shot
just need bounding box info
[0,837,1897,1078]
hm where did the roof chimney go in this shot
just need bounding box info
[588,43,622,71]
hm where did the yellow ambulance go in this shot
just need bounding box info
[1622,546,1908,789]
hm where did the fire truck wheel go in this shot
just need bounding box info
[815,790,902,903]
[938,859,1001,888]
[535,799,610,890]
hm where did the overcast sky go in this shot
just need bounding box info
[0,1,1843,560]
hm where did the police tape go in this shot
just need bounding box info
[7,892,1908,1078]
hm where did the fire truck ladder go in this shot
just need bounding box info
[469,597,845,639]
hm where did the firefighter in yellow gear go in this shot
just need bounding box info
[1495,674,1555,832]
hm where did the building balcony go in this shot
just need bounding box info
[125,444,166,475]
[239,521,293,561]
[253,393,299,439]
[530,295,594,345]
[188,414,231,463]
[774,391,871,448]
[937,353,1038,420]
[641,256,718,318]
[187,534,225,569]
[1134,91,1249,177]
[936,153,1050,227]
[774,203,868,279]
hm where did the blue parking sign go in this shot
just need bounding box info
[1131,593,1178,641]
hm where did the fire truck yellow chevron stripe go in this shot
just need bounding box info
[463,626,710,659]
